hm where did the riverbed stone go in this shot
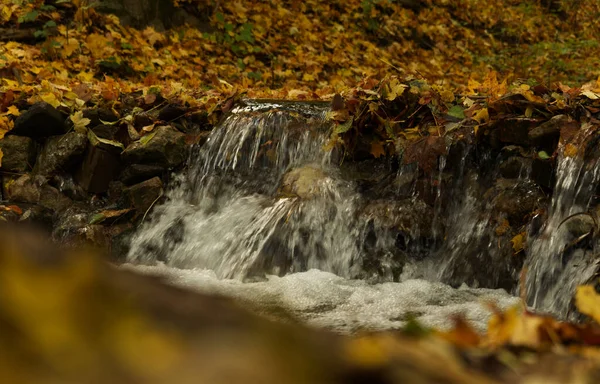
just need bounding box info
[499,156,532,179]
[11,102,68,139]
[528,114,570,142]
[76,131,123,193]
[33,132,88,175]
[488,179,545,224]
[82,107,119,128]
[119,164,165,185]
[0,135,37,172]
[7,174,72,212]
[122,125,186,168]
[126,176,163,215]
[280,165,331,199]
[158,103,187,122]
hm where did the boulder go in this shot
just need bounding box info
[499,156,533,179]
[0,135,37,172]
[10,102,68,139]
[528,115,571,142]
[122,126,186,168]
[359,198,439,240]
[280,165,331,199]
[76,131,123,194]
[33,132,88,175]
[126,177,163,215]
[7,174,72,212]
[119,164,165,185]
[488,179,545,224]
[158,103,187,122]
[91,124,120,140]
[82,107,119,128]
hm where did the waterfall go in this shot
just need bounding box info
[128,101,361,279]
[526,124,600,317]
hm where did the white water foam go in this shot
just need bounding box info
[122,264,520,333]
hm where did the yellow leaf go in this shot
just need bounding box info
[581,90,600,100]
[1,6,12,22]
[564,143,578,158]
[575,285,600,324]
[511,233,526,253]
[70,111,91,132]
[3,105,20,117]
[40,93,61,108]
[302,73,315,81]
[385,78,407,101]
[0,148,3,168]
[472,108,489,124]
[370,141,385,158]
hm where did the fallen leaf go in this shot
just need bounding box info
[576,285,600,324]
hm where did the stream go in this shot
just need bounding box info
[124,100,600,332]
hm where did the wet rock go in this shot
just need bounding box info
[83,107,119,128]
[488,179,545,224]
[33,132,88,175]
[528,114,570,142]
[11,102,68,139]
[51,174,88,201]
[492,118,539,146]
[359,198,440,241]
[562,213,596,239]
[499,156,532,179]
[126,177,163,215]
[109,224,136,262]
[0,135,37,172]
[158,103,187,122]
[76,131,123,193]
[133,112,154,129]
[7,174,72,212]
[532,157,554,189]
[119,164,165,185]
[122,126,186,168]
[52,208,108,249]
[92,124,120,140]
[280,165,331,199]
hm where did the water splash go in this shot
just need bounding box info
[128,101,361,279]
[526,128,600,317]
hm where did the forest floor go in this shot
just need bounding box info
[3,1,600,383]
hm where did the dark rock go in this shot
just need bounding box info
[158,103,187,122]
[499,156,532,179]
[119,164,165,185]
[493,118,540,146]
[11,102,68,139]
[531,158,554,189]
[0,135,37,172]
[528,115,570,142]
[33,132,88,175]
[359,198,440,241]
[190,111,212,131]
[133,112,154,129]
[126,177,163,215]
[562,213,596,238]
[7,174,72,212]
[82,107,119,128]
[92,124,120,140]
[51,174,88,201]
[96,0,207,31]
[488,179,545,224]
[52,207,108,249]
[108,223,136,262]
[76,131,123,194]
[122,125,186,168]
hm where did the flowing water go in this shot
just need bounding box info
[126,100,599,331]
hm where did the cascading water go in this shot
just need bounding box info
[128,101,361,279]
[526,124,600,317]
[126,100,520,332]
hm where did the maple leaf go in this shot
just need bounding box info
[370,140,385,158]
[70,111,91,133]
[575,285,600,324]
